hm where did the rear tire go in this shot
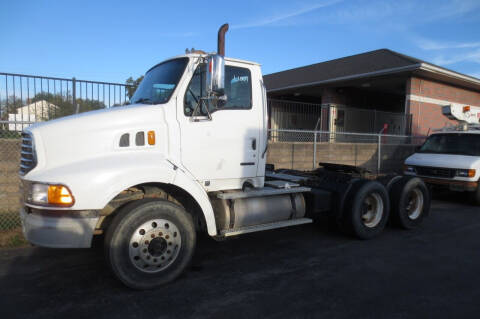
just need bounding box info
[390,177,430,229]
[343,181,390,239]
[104,199,196,290]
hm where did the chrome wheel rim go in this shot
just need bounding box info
[406,188,424,220]
[361,193,384,228]
[129,219,182,273]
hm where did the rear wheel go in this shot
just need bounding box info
[343,181,390,239]
[104,199,196,289]
[390,177,430,229]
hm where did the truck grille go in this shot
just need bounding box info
[415,166,455,178]
[19,132,37,175]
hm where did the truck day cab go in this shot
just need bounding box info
[19,24,431,289]
[404,105,480,205]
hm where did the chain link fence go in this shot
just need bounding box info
[267,129,427,174]
[0,129,22,230]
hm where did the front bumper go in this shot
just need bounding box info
[20,207,99,248]
[420,177,478,192]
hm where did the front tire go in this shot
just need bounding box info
[104,199,196,290]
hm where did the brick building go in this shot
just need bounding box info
[264,49,480,135]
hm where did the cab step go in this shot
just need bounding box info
[217,186,310,200]
[220,218,313,237]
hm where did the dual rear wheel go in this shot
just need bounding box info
[341,177,429,239]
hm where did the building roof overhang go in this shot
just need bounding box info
[264,49,480,94]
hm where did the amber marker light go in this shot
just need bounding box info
[48,185,75,206]
[148,131,156,145]
[468,169,476,178]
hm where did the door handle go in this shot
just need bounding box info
[251,138,257,150]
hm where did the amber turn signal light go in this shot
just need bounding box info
[48,185,74,206]
[468,169,476,178]
[148,131,155,145]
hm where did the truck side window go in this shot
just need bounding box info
[184,65,206,116]
[224,66,252,110]
[184,65,252,116]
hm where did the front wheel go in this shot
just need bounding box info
[104,199,196,289]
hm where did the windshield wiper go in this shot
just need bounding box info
[132,98,153,104]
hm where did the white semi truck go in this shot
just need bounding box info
[19,24,430,289]
[404,104,480,204]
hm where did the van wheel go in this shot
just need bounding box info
[104,199,196,290]
[343,181,390,239]
[390,177,430,229]
[469,185,480,206]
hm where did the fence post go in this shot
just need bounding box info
[377,126,387,174]
[72,77,79,114]
[377,133,381,174]
[313,117,321,169]
[313,131,317,169]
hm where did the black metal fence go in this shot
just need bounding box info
[0,72,134,131]
[0,72,135,231]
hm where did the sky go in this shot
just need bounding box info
[0,0,480,84]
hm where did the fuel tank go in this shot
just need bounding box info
[212,193,306,230]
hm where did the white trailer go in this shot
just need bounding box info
[19,24,430,289]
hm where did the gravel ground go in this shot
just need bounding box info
[1,198,479,319]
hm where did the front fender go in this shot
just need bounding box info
[24,152,218,236]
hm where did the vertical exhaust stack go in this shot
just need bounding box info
[217,23,229,57]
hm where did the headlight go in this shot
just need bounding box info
[28,183,75,207]
[403,165,416,173]
[456,169,476,178]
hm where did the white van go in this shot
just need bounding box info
[404,105,480,205]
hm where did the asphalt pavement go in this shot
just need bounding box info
[1,197,480,319]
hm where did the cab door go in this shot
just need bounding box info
[178,61,261,191]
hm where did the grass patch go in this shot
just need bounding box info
[0,228,29,248]
[0,130,22,139]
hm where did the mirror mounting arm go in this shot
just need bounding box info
[190,97,213,122]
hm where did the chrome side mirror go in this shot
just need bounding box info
[205,54,225,96]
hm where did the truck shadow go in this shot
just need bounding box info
[430,188,475,206]
[0,221,354,317]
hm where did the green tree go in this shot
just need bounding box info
[125,75,144,99]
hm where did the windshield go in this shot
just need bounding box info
[131,58,188,105]
[419,133,480,156]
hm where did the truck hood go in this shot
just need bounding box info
[25,103,169,178]
[405,152,480,169]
